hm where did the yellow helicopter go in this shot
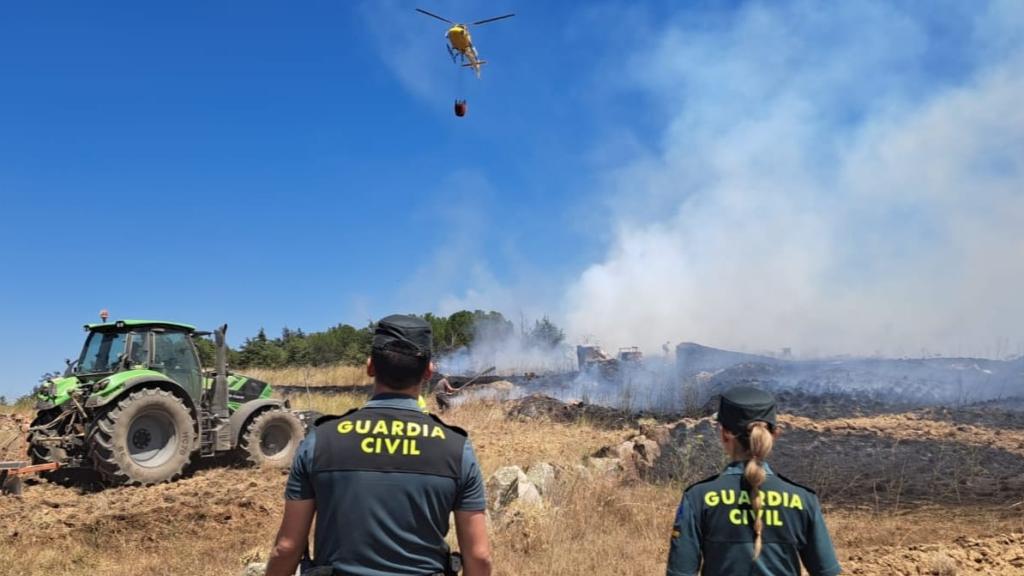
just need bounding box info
[416,8,515,78]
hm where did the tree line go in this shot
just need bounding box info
[201,310,566,369]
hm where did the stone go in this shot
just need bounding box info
[517,480,543,507]
[641,423,673,447]
[692,419,716,438]
[587,456,623,479]
[571,464,593,482]
[240,562,266,576]
[526,462,557,495]
[486,465,529,512]
[633,436,662,473]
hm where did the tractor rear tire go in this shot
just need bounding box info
[240,409,305,468]
[89,388,195,486]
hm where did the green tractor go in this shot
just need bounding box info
[28,320,307,486]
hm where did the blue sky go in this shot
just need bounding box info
[0,0,637,394]
[2,1,1022,396]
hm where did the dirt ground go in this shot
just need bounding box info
[2,394,1022,576]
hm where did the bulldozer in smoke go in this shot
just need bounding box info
[26,320,306,487]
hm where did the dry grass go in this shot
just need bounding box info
[245,364,370,387]
[488,479,678,575]
[3,392,1024,576]
[284,390,367,415]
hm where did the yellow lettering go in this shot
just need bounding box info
[391,421,405,436]
[773,510,784,526]
[720,490,736,505]
[373,420,390,435]
[337,421,353,434]
[409,439,420,455]
[790,494,803,511]
[767,491,782,507]
[360,436,375,453]
[430,427,446,439]
[355,420,371,434]
[385,438,401,454]
[407,422,421,437]
[738,490,750,505]
[729,508,744,525]
[705,492,720,507]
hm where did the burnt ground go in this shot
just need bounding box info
[646,407,1024,506]
[505,394,681,429]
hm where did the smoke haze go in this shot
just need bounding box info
[564,1,1024,359]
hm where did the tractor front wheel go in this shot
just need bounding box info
[240,409,305,468]
[89,388,195,486]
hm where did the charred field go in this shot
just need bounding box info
[2,344,1024,576]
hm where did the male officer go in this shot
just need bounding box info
[265,315,492,576]
[666,386,841,576]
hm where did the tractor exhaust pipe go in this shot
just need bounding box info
[213,324,229,418]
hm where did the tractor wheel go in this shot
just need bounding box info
[89,388,195,486]
[240,409,305,468]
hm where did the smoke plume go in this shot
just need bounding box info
[564,1,1024,359]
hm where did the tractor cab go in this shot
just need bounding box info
[73,320,205,401]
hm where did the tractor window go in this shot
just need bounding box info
[154,332,201,393]
[127,332,151,368]
[78,332,127,374]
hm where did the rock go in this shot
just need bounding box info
[240,562,266,576]
[525,462,557,495]
[634,436,661,469]
[641,423,672,446]
[517,481,543,507]
[692,419,716,438]
[487,465,528,512]
[600,435,664,483]
[587,456,623,479]
[571,464,593,482]
[486,465,543,512]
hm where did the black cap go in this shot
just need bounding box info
[715,386,777,434]
[373,315,432,358]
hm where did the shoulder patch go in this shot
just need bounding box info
[427,412,468,437]
[775,471,817,495]
[684,472,721,493]
[313,407,360,426]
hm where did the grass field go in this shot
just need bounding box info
[245,364,370,387]
[2,378,1023,575]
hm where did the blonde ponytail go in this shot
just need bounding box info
[742,422,774,560]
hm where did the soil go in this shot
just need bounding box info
[0,413,29,462]
[4,466,285,543]
[844,533,1024,575]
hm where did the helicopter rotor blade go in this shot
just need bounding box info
[472,13,515,26]
[416,8,455,24]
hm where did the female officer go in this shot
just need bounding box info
[666,386,842,576]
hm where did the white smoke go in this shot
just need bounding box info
[564,1,1024,359]
[435,318,576,376]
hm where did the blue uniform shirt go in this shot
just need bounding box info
[667,461,841,576]
[286,394,486,576]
